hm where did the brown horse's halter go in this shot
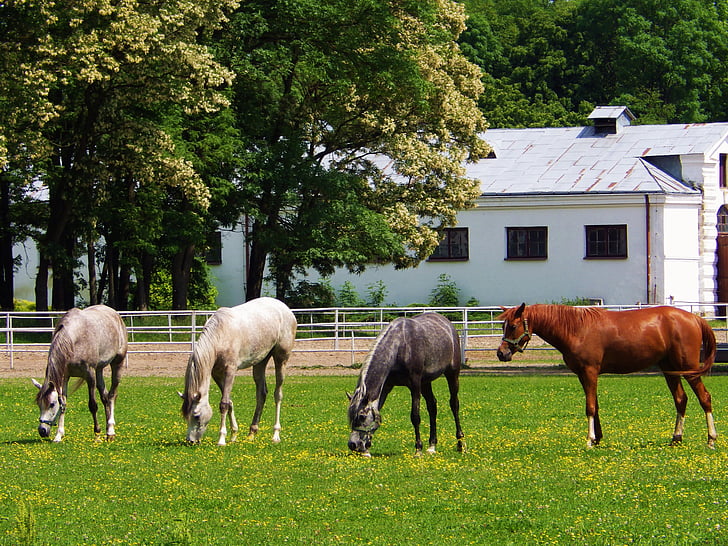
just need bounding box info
[502,318,531,352]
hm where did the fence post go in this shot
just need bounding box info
[8,313,13,370]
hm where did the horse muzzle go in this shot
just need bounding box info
[348,431,372,454]
[496,342,513,362]
[38,424,50,438]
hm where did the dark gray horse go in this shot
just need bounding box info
[32,305,128,442]
[180,297,297,445]
[348,312,465,456]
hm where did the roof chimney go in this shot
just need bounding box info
[588,106,635,134]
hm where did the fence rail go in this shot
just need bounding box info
[1,303,727,369]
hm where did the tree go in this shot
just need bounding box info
[0,0,236,310]
[225,0,489,301]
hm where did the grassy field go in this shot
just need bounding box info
[1,373,727,544]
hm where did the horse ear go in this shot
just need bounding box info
[178,391,185,400]
[346,391,353,401]
[32,378,42,390]
[515,303,526,317]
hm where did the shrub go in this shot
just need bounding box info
[428,274,460,307]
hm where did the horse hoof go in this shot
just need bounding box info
[426,446,437,455]
[106,434,116,442]
[414,450,422,458]
[457,440,467,453]
[246,433,256,441]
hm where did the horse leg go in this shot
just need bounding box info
[106,362,121,440]
[215,370,237,446]
[409,383,423,456]
[248,360,269,441]
[271,358,286,443]
[664,374,688,445]
[95,367,114,440]
[446,370,466,453]
[54,379,70,443]
[686,376,717,448]
[85,372,102,440]
[421,381,438,454]
[578,371,601,447]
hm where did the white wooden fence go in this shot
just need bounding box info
[1,303,726,369]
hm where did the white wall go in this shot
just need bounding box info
[298,194,693,306]
[209,227,246,307]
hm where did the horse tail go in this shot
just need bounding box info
[664,317,716,379]
[699,317,716,374]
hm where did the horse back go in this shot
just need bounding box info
[215,298,297,367]
[596,306,713,372]
[56,305,127,361]
[403,313,461,378]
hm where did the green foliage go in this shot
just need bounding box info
[285,280,336,308]
[148,257,217,310]
[337,281,365,307]
[11,499,36,546]
[428,273,461,307]
[461,0,728,126]
[12,299,35,312]
[0,376,727,543]
[553,297,600,306]
[366,280,389,307]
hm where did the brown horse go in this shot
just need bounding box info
[496,303,717,448]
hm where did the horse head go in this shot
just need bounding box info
[347,389,381,456]
[32,379,64,438]
[496,303,531,362]
[179,391,213,444]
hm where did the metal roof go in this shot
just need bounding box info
[469,121,728,196]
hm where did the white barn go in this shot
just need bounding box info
[288,107,728,307]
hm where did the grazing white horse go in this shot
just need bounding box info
[32,305,127,442]
[180,297,297,446]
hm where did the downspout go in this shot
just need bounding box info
[645,194,651,304]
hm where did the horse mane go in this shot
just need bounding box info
[354,319,405,400]
[183,313,223,408]
[528,304,605,337]
[36,323,73,402]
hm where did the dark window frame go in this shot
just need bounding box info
[505,226,548,260]
[721,154,728,189]
[428,227,469,261]
[585,224,628,259]
[204,231,223,265]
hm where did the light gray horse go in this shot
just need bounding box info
[32,305,128,442]
[179,297,298,445]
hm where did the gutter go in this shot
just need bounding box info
[645,194,651,303]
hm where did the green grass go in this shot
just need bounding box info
[1,374,728,544]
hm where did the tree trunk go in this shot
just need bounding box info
[87,242,98,305]
[246,239,267,301]
[35,253,49,311]
[134,251,154,311]
[172,244,195,310]
[118,262,131,311]
[51,231,76,311]
[0,175,14,310]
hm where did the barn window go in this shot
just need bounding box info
[585,225,627,258]
[204,231,223,265]
[429,228,469,261]
[721,154,728,189]
[719,205,728,233]
[506,227,547,259]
